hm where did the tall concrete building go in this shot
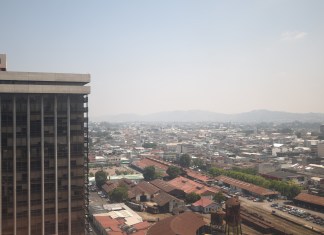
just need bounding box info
[0,55,90,235]
[318,142,324,158]
[320,124,324,135]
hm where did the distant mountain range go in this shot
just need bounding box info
[91,110,324,123]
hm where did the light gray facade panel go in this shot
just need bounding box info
[0,84,90,94]
[0,71,90,83]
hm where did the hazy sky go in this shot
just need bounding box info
[1,1,324,118]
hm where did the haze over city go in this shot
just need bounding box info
[1,0,324,118]
[3,2,324,235]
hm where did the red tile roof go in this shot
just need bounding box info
[192,197,214,207]
[109,232,125,235]
[147,211,206,235]
[168,176,218,195]
[132,231,147,235]
[133,221,151,230]
[94,215,121,229]
[294,193,324,207]
[186,169,210,182]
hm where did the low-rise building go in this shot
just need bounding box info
[168,176,218,199]
[261,170,306,184]
[152,192,185,213]
[92,203,150,235]
[150,179,185,198]
[147,211,208,235]
[216,175,279,199]
[177,143,195,154]
[191,197,220,214]
[294,193,324,212]
[128,181,160,202]
[106,155,121,165]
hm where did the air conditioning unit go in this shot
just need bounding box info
[0,54,7,71]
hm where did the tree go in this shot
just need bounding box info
[208,166,302,199]
[179,154,191,168]
[213,192,226,203]
[109,185,128,202]
[192,158,204,169]
[95,170,108,188]
[185,192,201,204]
[142,142,157,149]
[89,172,94,177]
[143,166,157,181]
[166,166,181,179]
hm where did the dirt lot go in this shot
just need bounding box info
[89,165,138,176]
[137,211,173,221]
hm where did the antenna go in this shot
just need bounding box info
[0,54,7,71]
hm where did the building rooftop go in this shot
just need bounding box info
[94,215,122,232]
[294,193,324,207]
[216,175,279,196]
[128,181,160,199]
[192,197,214,208]
[185,169,210,182]
[146,211,206,235]
[262,170,302,179]
[0,69,90,94]
[168,176,218,195]
[150,179,179,193]
[152,192,182,207]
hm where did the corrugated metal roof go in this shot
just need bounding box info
[294,192,324,207]
[216,175,278,196]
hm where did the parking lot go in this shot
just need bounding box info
[220,185,324,233]
[271,203,324,226]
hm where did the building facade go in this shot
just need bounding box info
[318,142,324,158]
[0,55,90,235]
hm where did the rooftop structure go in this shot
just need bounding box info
[185,169,210,183]
[192,197,215,208]
[146,211,207,235]
[294,193,324,207]
[168,176,218,196]
[150,179,185,198]
[216,176,279,197]
[128,181,160,201]
[92,203,149,235]
[261,170,304,182]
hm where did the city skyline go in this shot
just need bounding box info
[1,1,324,118]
